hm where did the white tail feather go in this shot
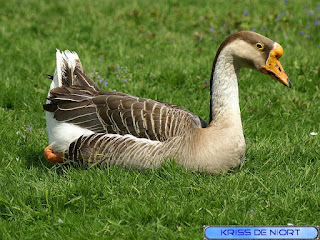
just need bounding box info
[50,49,80,90]
[46,49,94,152]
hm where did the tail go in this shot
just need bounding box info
[43,50,100,154]
[49,49,100,92]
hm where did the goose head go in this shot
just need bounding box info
[213,31,291,88]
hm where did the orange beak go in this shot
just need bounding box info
[261,43,292,88]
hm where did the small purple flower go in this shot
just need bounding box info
[27,126,32,132]
[252,28,256,32]
[122,79,127,83]
[306,24,310,29]
[124,68,129,72]
[244,10,249,16]
[22,135,26,139]
[307,34,311,38]
[117,66,123,69]
[249,209,255,214]
[104,80,108,85]
[209,27,214,32]
[90,69,94,72]
[261,26,266,31]
[99,57,103,61]
[149,74,156,77]
[315,20,320,25]
[283,0,288,4]
[275,15,281,21]
[300,31,305,35]
[97,75,101,79]
[317,6,320,11]
[308,10,314,15]
[281,11,285,15]
[99,79,103,83]
[212,37,216,41]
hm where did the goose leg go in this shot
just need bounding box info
[44,145,63,163]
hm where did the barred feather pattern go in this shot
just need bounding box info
[44,83,206,142]
[66,133,183,169]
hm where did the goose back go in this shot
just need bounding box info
[44,81,207,142]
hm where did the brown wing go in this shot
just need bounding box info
[65,133,172,168]
[44,86,207,141]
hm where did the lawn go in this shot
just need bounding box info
[0,0,319,239]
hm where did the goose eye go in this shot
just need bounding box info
[256,43,264,50]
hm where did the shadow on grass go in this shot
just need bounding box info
[21,144,70,174]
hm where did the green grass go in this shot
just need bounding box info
[1,0,320,238]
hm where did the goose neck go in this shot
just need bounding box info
[209,50,241,125]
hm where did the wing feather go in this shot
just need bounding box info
[65,133,175,169]
[44,85,208,141]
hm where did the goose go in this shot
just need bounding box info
[43,31,291,173]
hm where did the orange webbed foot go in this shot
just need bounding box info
[44,146,63,163]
